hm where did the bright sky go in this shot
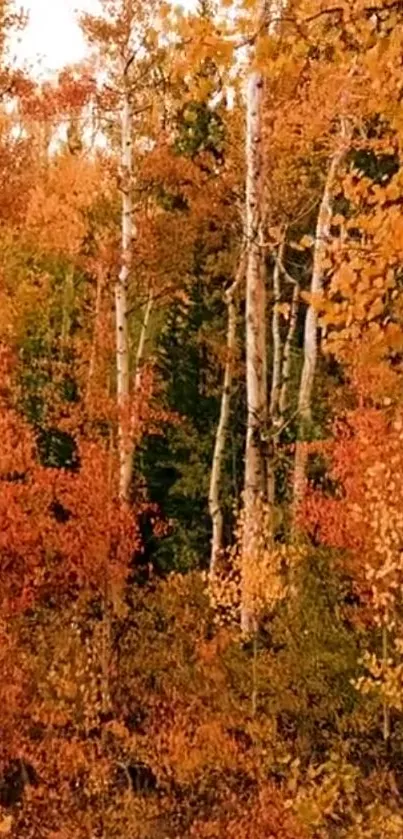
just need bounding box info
[11,0,195,78]
[12,0,99,76]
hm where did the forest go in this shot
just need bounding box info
[0,0,403,835]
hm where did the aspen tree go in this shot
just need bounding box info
[269,240,285,435]
[116,52,134,501]
[81,0,158,502]
[279,280,300,421]
[209,254,245,578]
[241,0,285,633]
[292,134,349,527]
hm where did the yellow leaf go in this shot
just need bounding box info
[278,303,290,320]
[299,234,314,249]
[0,816,13,835]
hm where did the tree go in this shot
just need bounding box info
[292,131,349,528]
[209,252,244,577]
[241,0,284,633]
[81,0,163,502]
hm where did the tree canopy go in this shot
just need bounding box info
[0,0,403,836]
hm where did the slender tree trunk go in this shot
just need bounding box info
[279,279,300,420]
[241,65,270,635]
[244,69,267,509]
[86,268,104,408]
[209,255,244,579]
[130,289,154,445]
[268,242,301,511]
[292,142,347,526]
[133,290,153,396]
[269,241,285,433]
[116,85,134,503]
[240,0,289,632]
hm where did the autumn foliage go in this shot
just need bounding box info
[1,0,403,837]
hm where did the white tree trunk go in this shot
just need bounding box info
[279,279,300,420]
[86,267,104,408]
[130,289,153,443]
[134,290,153,393]
[116,89,133,502]
[241,66,270,635]
[292,142,347,524]
[269,241,285,432]
[244,70,267,506]
[240,0,289,634]
[209,255,245,579]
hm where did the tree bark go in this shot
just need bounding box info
[269,240,285,433]
[292,141,347,527]
[241,64,271,635]
[130,289,154,447]
[133,290,153,396]
[209,254,245,580]
[86,267,104,409]
[116,83,134,503]
[240,0,288,634]
[279,279,300,421]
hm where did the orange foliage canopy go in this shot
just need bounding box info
[302,403,403,626]
[0,346,138,617]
